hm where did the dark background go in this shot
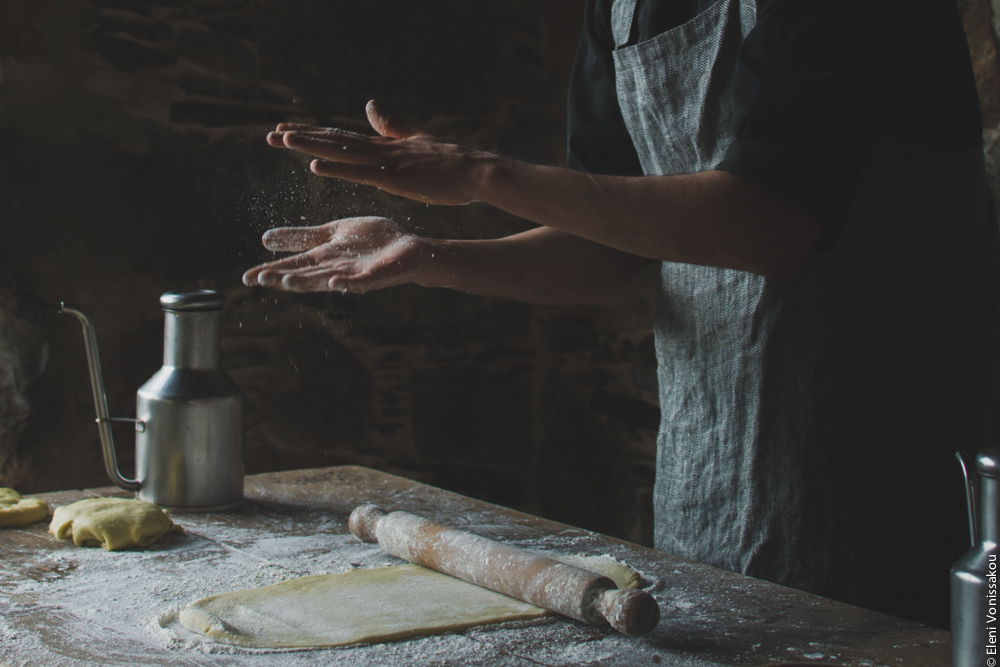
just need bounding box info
[0,0,661,547]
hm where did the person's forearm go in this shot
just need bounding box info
[415,227,646,307]
[269,107,820,281]
[472,160,820,281]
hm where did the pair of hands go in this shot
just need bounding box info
[243,101,491,293]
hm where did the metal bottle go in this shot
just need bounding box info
[61,290,244,511]
[952,448,1000,667]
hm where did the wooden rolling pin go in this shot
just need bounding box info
[348,503,660,636]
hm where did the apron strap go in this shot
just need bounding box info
[611,0,638,48]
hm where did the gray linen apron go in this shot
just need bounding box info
[610,0,1000,614]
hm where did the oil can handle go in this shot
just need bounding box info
[956,451,978,547]
[60,303,141,492]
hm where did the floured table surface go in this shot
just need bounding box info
[0,466,948,666]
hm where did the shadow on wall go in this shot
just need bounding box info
[0,0,661,545]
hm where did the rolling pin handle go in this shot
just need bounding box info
[349,503,388,543]
[595,588,660,636]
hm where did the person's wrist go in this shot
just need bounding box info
[466,153,508,204]
[412,238,453,289]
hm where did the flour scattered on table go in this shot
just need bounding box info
[0,516,397,665]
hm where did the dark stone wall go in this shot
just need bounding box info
[0,0,659,544]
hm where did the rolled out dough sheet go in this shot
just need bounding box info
[180,564,549,648]
[179,555,641,649]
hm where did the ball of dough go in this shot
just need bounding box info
[49,497,182,551]
[0,488,50,528]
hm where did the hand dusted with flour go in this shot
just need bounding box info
[270,100,492,206]
[243,216,433,294]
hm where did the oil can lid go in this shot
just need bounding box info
[977,449,1000,478]
[160,290,226,312]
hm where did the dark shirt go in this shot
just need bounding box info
[567,0,983,248]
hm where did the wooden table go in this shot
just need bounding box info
[0,466,949,666]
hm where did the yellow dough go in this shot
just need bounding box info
[181,564,551,648]
[0,488,49,528]
[554,553,643,590]
[179,555,641,649]
[49,497,182,551]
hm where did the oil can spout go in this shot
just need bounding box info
[60,303,141,492]
[956,451,979,548]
